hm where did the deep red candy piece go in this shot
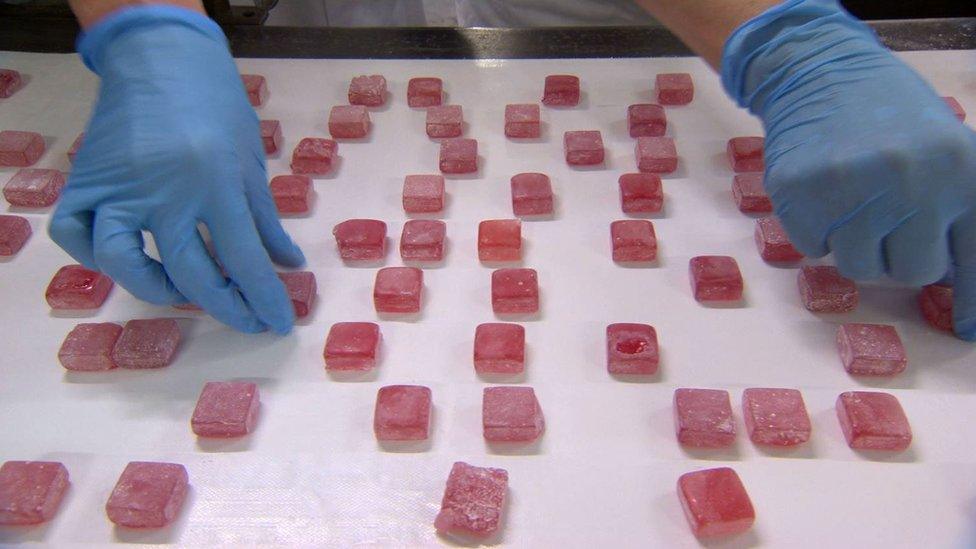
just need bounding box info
[241,74,268,107]
[279,271,316,318]
[478,219,522,262]
[918,284,953,331]
[333,219,387,261]
[677,467,755,538]
[45,264,114,310]
[407,77,442,108]
[400,219,446,262]
[606,323,659,375]
[291,137,337,175]
[4,168,65,207]
[58,322,123,371]
[269,174,311,214]
[689,256,743,302]
[427,105,463,138]
[374,267,423,313]
[323,322,381,371]
[67,133,84,164]
[564,130,604,166]
[754,217,803,262]
[0,214,31,256]
[191,381,260,437]
[674,388,736,448]
[474,323,525,374]
[619,173,663,214]
[434,462,508,539]
[727,137,765,173]
[742,388,811,446]
[483,386,545,442]
[837,323,907,376]
[611,220,657,262]
[374,385,432,441]
[542,74,580,106]
[0,461,70,525]
[439,138,478,174]
[491,268,539,314]
[731,173,772,213]
[0,69,24,98]
[504,103,541,138]
[106,462,188,528]
[628,103,667,137]
[798,266,858,313]
[329,105,370,139]
[0,130,45,167]
[943,96,966,122]
[511,172,553,216]
[348,75,387,107]
[836,391,912,451]
[656,73,694,105]
[635,136,677,174]
[402,174,445,213]
[112,319,181,369]
[259,119,283,155]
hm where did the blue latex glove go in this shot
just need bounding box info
[50,6,305,334]
[722,0,976,340]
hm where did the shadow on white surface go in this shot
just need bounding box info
[680,441,743,462]
[486,436,545,456]
[853,447,919,463]
[477,371,526,385]
[196,435,255,453]
[610,370,663,384]
[698,529,762,549]
[378,438,433,454]
[697,298,749,310]
[49,309,102,320]
[614,258,662,269]
[0,520,56,544]
[112,485,195,544]
[754,441,819,460]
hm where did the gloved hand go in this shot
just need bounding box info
[722,0,976,340]
[50,6,305,334]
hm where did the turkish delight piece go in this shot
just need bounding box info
[491,268,539,314]
[611,220,657,262]
[111,319,181,369]
[324,322,381,371]
[628,103,667,137]
[329,105,370,139]
[727,137,765,173]
[0,214,31,256]
[58,322,123,371]
[742,388,811,447]
[332,219,387,261]
[374,385,432,441]
[511,172,553,216]
[674,388,736,448]
[290,138,337,175]
[0,461,69,526]
[837,323,907,376]
[542,74,580,107]
[400,219,446,262]
[191,381,260,438]
[474,323,525,374]
[689,256,743,302]
[434,462,508,539]
[407,77,442,108]
[259,119,283,155]
[478,219,522,262]
[427,105,463,138]
[677,467,754,538]
[656,73,694,105]
[918,284,953,331]
[483,386,544,442]
[439,138,477,174]
[504,103,541,138]
[402,174,445,213]
[0,131,45,167]
[754,217,803,262]
[45,264,114,310]
[348,75,387,107]
[606,323,658,375]
[241,74,268,107]
[619,173,663,214]
[798,266,858,313]
[564,130,604,166]
[732,173,772,213]
[279,271,316,318]
[635,136,677,174]
[943,96,966,122]
[374,266,423,313]
[105,462,188,528]
[269,174,311,214]
[0,69,24,98]
[4,168,65,207]
[67,133,84,164]
[835,391,912,451]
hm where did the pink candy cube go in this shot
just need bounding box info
[0,69,24,98]
[754,217,803,262]
[402,174,445,213]
[732,173,772,213]
[483,386,545,442]
[106,462,188,528]
[374,385,432,441]
[918,284,953,331]
[0,214,31,256]
[348,75,387,107]
[45,264,114,310]
[635,136,677,174]
[112,319,181,369]
[0,461,69,525]
[426,105,463,138]
[564,130,604,166]
[374,267,423,313]
[727,137,765,173]
[837,323,907,376]
[324,322,381,371]
[259,119,283,155]
[269,174,312,214]
[606,323,659,375]
[241,74,268,107]
[291,137,337,175]
[504,104,541,138]
[329,105,371,139]
[58,322,123,371]
[333,219,387,261]
[67,133,84,164]
[611,220,657,262]
[798,266,858,313]
[511,172,553,216]
[400,219,446,262]
[836,391,912,451]
[439,138,477,174]
[191,381,260,438]
[674,388,736,448]
[542,74,580,107]
[619,173,663,214]
[479,219,521,262]
[742,388,811,447]
[656,73,694,105]
[689,256,743,302]
[0,130,45,167]
[408,77,442,108]
[279,271,316,318]
[474,323,525,374]
[677,468,754,539]
[434,462,508,539]
[491,268,539,314]
[4,168,65,207]
[628,103,667,137]
[943,96,966,122]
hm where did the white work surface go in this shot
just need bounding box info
[1,49,975,548]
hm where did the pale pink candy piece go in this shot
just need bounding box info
[329,105,370,139]
[677,467,754,538]
[45,264,113,310]
[606,323,658,375]
[402,174,445,213]
[439,138,477,174]
[491,268,538,314]
[564,130,604,166]
[689,256,743,302]
[332,219,387,260]
[611,220,657,262]
[4,168,65,207]
[427,105,463,138]
[474,323,525,374]
[323,322,380,370]
[0,69,24,98]
[918,284,953,331]
[836,391,912,451]
[191,381,260,438]
[374,267,423,313]
[348,75,387,106]
[400,219,446,262]
[407,77,442,108]
[478,219,521,262]
[259,119,283,155]
[727,137,764,173]
[434,462,508,539]
[837,323,907,376]
[798,266,858,313]
[290,137,337,175]
[111,319,181,369]
[628,103,667,137]
[483,386,544,442]
[0,461,70,525]
[0,131,45,167]
[105,462,188,528]
[279,271,316,318]
[656,73,694,105]
[754,217,803,262]
[635,136,677,174]
[943,96,966,122]
[542,74,580,106]
[619,173,663,214]
[58,322,123,371]
[269,174,311,214]
[511,172,553,216]
[241,74,268,107]
[742,388,811,446]
[67,133,84,164]
[0,214,31,256]
[504,103,540,138]
[674,388,736,448]
[373,385,432,441]
[732,173,772,213]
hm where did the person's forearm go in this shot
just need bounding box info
[69,0,205,28]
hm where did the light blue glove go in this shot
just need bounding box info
[722,0,976,340]
[49,6,305,334]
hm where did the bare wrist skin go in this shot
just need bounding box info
[69,0,205,28]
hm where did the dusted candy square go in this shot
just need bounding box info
[727,137,765,173]
[754,217,803,262]
[511,172,553,216]
[628,103,667,137]
[689,256,743,302]
[4,168,65,207]
[619,173,663,214]
[656,73,694,105]
[402,174,445,213]
[291,138,337,175]
[542,74,580,107]
[329,105,370,139]
[742,388,811,446]
[0,461,69,525]
[400,219,446,262]
[111,319,181,369]
[635,136,678,174]
[106,462,188,528]
[0,214,31,256]
[58,322,123,371]
[677,467,754,538]
[606,323,659,375]
[611,220,657,262]
[798,266,858,313]
[67,133,84,164]
[279,271,317,318]
[426,105,463,138]
[674,388,736,448]
[944,96,966,122]
[374,267,423,313]
[45,264,114,310]
[439,138,477,174]
[269,174,311,214]
[333,219,387,260]
[374,385,432,441]
[564,130,604,166]
[836,391,912,451]
[491,268,538,314]
[918,284,953,331]
[324,322,380,370]
[0,131,45,167]
[732,173,772,213]
[191,381,260,438]
[483,386,545,442]
[241,74,268,107]
[0,69,24,98]
[259,119,283,155]
[837,323,907,376]
[407,77,442,108]
[478,219,522,262]
[434,462,508,539]
[474,323,525,374]
[348,75,387,107]
[504,104,541,138]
